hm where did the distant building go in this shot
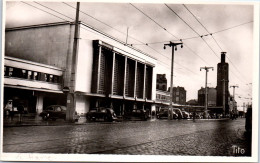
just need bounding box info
[186,99,198,106]
[168,86,186,105]
[155,74,170,114]
[198,87,217,106]
[216,52,230,115]
[156,74,167,91]
[229,96,237,114]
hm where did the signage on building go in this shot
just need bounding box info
[62,86,70,94]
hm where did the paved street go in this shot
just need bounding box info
[3,118,251,156]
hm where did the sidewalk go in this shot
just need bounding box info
[3,114,86,127]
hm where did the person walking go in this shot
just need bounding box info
[17,104,24,123]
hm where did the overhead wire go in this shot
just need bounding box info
[129,3,210,69]
[130,3,179,39]
[182,4,223,51]
[64,2,203,77]
[165,3,251,85]
[182,4,250,84]
[29,1,203,79]
[165,3,220,59]
[130,21,253,46]
[21,1,70,22]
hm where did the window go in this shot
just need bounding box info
[9,67,13,77]
[33,72,38,80]
[27,71,32,79]
[4,66,61,84]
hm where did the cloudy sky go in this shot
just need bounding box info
[5,1,255,110]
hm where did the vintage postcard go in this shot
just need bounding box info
[0,0,258,162]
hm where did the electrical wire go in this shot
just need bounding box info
[129,3,210,67]
[182,4,223,51]
[21,2,69,22]
[130,3,179,39]
[182,4,250,83]
[34,1,74,21]
[212,21,253,35]
[165,3,252,85]
[165,3,220,59]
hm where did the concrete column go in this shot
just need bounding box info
[123,56,127,97]
[111,52,116,95]
[66,93,75,121]
[143,64,146,99]
[36,93,44,114]
[97,46,102,93]
[134,61,137,98]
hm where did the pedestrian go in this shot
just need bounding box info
[17,104,24,123]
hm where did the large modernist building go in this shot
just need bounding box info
[4,21,157,120]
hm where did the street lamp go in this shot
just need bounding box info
[163,41,183,120]
[200,66,213,119]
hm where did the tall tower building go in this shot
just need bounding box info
[216,52,229,115]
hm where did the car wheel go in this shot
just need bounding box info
[86,116,91,122]
[104,116,108,122]
[42,115,48,121]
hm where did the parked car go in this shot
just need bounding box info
[157,108,178,119]
[172,108,183,119]
[124,109,149,121]
[182,111,190,119]
[86,107,117,122]
[39,105,80,121]
[157,108,168,119]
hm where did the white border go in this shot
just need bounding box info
[1,0,259,162]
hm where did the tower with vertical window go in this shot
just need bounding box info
[216,52,229,114]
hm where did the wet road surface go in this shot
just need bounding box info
[3,118,251,156]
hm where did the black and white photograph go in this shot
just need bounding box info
[0,0,258,162]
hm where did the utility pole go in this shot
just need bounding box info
[66,2,80,122]
[243,102,245,117]
[230,85,238,113]
[200,66,213,119]
[163,41,183,120]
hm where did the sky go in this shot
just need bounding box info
[4,1,255,111]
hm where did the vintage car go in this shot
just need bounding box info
[172,108,183,119]
[124,109,149,121]
[157,108,168,119]
[39,105,80,121]
[157,108,178,119]
[182,111,190,119]
[86,107,117,122]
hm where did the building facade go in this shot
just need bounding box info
[4,22,157,121]
[156,74,167,91]
[169,86,186,105]
[216,52,230,115]
[198,87,217,106]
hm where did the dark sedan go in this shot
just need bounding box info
[157,108,178,119]
[39,105,80,121]
[86,107,117,122]
[124,109,149,121]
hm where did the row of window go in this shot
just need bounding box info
[156,93,170,101]
[92,43,153,100]
[4,66,61,83]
